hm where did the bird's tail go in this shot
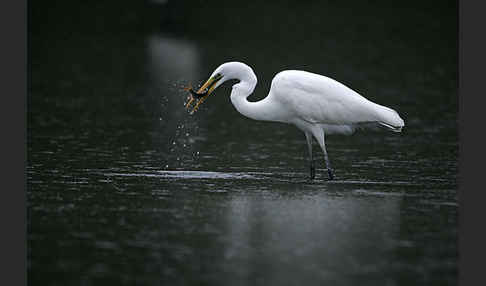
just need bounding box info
[374,104,405,132]
[379,122,403,132]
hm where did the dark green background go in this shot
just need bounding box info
[28,1,457,285]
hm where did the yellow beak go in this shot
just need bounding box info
[187,74,222,114]
[197,74,222,96]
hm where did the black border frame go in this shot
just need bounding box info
[0,0,27,285]
[459,1,486,286]
[2,0,485,285]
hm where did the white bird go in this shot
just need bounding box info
[186,62,404,180]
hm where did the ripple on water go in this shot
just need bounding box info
[104,170,261,180]
[352,189,421,197]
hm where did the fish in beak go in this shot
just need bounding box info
[184,73,223,114]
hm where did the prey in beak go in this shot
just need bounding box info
[184,73,223,114]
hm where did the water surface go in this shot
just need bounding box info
[28,1,457,285]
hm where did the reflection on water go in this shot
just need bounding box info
[29,1,457,286]
[221,191,401,285]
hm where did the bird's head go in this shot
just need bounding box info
[186,62,256,113]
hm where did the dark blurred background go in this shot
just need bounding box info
[29,1,457,285]
[29,0,457,143]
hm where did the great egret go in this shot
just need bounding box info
[185,62,404,180]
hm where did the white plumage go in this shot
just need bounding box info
[188,61,404,180]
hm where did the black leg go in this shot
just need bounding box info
[327,168,334,180]
[313,128,336,180]
[305,133,315,180]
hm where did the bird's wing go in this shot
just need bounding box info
[270,70,401,126]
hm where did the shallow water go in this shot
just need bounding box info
[28,1,457,285]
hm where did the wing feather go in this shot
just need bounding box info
[270,70,402,128]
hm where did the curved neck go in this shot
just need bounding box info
[230,79,282,123]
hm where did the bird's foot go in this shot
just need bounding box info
[309,166,316,180]
[327,168,335,180]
